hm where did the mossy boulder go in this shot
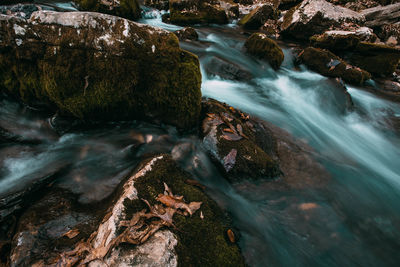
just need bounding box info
[6,154,245,266]
[238,3,277,30]
[174,27,199,41]
[130,155,246,266]
[299,47,371,85]
[0,11,202,130]
[244,33,284,69]
[201,98,281,182]
[309,28,376,52]
[349,42,400,77]
[281,0,365,40]
[169,0,228,25]
[73,0,141,20]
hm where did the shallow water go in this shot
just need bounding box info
[1,7,400,267]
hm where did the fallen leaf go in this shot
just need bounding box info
[227,229,235,243]
[222,133,242,141]
[223,128,235,133]
[223,149,237,172]
[63,229,80,239]
[236,124,248,138]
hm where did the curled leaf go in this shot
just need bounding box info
[222,133,242,141]
[227,229,235,243]
[223,149,237,172]
[63,229,80,239]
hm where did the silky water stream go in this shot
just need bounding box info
[1,7,400,266]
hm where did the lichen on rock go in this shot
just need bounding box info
[0,11,202,130]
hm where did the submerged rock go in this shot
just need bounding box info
[244,33,284,69]
[7,155,245,266]
[0,11,202,130]
[205,57,253,81]
[298,47,371,85]
[281,0,364,40]
[174,27,198,41]
[238,3,277,30]
[201,99,281,182]
[169,0,228,25]
[73,0,141,20]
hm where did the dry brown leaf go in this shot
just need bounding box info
[223,128,235,133]
[221,133,242,141]
[227,229,235,243]
[62,229,80,239]
[236,124,248,139]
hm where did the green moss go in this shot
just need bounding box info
[0,20,201,130]
[238,4,277,30]
[309,33,360,51]
[125,155,245,266]
[300,47,371,85]
[244,33,284,69]
[169,0,228,25]
[349,42,400,76]
[74,0,141,20]
[202,99,281,181]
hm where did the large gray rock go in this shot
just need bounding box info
[362,2,400,27]
[281,0,365,40]
[0,11,202,130]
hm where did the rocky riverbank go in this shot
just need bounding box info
[0,0,400,266]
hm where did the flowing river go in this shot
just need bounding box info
[1,5,400,266]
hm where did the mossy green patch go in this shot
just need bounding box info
[244,33,284,69]
[238,4,277,30]
[310,33,360,52]
[169,0,228,25]
[0,15,202,130]
[125,155,245,266]
[299,47,371,85]
[349,42,400,76]
[74,0,141,20]
[202,99,281,181]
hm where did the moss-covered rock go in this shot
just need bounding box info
[201,98,281,182]
[299,47,371,85]
[169,0,228,25]
[349,42,400,76]
[0,11,202,130]
[244,33,284,69]
[73,0,141,20]
[7,154,245,266]
[309,28,376,52]
[130,155,246,266]
[238,3,277,30]
[174,27,199,41]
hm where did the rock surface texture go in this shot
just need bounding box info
[299,47,371,85]
[244,33,284,69]
[74,0,141,20]
[0,11,202,130]
[281,0,365,40]
[6,155,245,266]
[169,0,228,25]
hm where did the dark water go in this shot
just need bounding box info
[1,6,400,266]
